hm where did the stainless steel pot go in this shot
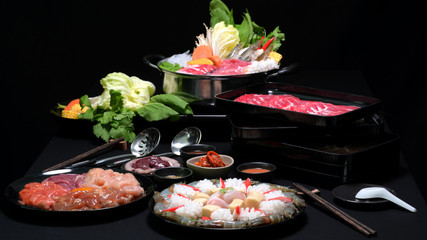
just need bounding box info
[143,54,297,103]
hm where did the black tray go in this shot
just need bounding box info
[229,113,384,139]
[231,132,400,187]
[215,82,382,128]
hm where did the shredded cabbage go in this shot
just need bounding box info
[97,72,156,111]
[211,21,240,59]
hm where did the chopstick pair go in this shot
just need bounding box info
[293,183,376,237]
[43,137,125,172]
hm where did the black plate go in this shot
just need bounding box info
[332,183,396,204]
[215,82,382,128]
[4,168,154,214]
[149,179,305,230]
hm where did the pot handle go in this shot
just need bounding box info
[266,63,299,80]
[143,54,166,71]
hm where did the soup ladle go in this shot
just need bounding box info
[70,127,161,167]
[156,126,202,157]
[355,187,417,212]
[106,127,202,168]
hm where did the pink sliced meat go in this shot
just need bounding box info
[235,94,277,105]
[209,59,251,75]
[235,94,359,116]
[264,95,300,110]
[177,64,216,75]
[293,101,360,116]
[42,174,85,191]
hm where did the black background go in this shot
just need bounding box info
[2,0,426,201]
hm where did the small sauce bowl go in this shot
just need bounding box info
[186,154,234,179]
[153,167,193,189]
[236,162,276,181]
[180,144,216,160]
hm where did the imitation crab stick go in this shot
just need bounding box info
[162,205,184,212]
[192,45,213,60]
[244,178,251,195]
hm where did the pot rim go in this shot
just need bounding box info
[143,54,297,81]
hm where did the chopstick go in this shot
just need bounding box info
[293,183,376,237]
[43,137,124,172]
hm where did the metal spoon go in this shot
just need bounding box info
[157,127,202,157]
[69,127,161,168]
[355,187,417,212]
[105,127,201,168]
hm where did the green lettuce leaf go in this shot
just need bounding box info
[97,72,155,111]
[170,92,203,103]
[150,94,193,115]
[210,0,234,26]
[136,102,180,122]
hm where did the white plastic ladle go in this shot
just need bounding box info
[355,187,417,212]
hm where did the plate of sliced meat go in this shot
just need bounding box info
[215,82,382,128]
[4,168,153,214]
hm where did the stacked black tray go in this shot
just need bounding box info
[215,82,400,188]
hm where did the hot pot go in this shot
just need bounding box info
[143,54,297,105]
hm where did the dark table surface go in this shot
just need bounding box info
[2,71,426,240]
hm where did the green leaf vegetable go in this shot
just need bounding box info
[209,0,234,26]
[79,90,136,142]
[97,72,156,111]
[209,0,285,51]
[158,62,182,72]
[211,21,240,59]
[136,94,193,122]
[78,72,196,142]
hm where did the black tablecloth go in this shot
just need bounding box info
[1,71,426,239]
[1,136,426,240]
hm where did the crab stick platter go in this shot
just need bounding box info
[150,178,305,229]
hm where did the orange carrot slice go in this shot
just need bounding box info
[64,99,80,111]
[208,55,222,67]
[192,45,213,60]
